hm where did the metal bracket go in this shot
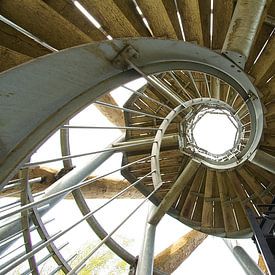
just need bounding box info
[222,50,246,69]
[112,45,139,70]
[248,90,258,101]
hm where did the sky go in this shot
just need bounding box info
[2,77,261,274]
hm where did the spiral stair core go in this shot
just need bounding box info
[0,0,275,274]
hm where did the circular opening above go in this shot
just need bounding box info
[193,110,238,155]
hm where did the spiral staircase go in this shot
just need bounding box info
[0,0,275,274]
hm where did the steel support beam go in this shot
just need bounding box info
[222,0,268,62]
[250,149,275,174]
[149,159,200,225]
[0,136,123,255]
[224,239,264,275]
[136,204,157,275]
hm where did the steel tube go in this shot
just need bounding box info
[224,240,263,275]
[73,189,136,265]
[136,204,157,275]
[222,0,268,60]
[0,155,153,221]
[62,125,159,131]
[68,188,159,274]
[250,149,275,174]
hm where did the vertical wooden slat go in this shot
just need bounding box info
[262,77,275,104]
[226,173,249,231]
[0,21,51,57]
[249,31,275,87]
[245,24,274,71]
[201,169,215,228]
[213,172,224,229]
[0,0,91,49]
[198,0,211,48]
[43,0,105,41]
[81,0,139,37]
[137,0,177,39]
[229,170,258,216]
[191,176,205,224]
[216,172,238,233]
[177,0,204,45]
[113,0,150,36]
[180,166,206,218]
[237,167,273,204]
[212,0,234,50]
[161,0,182,39]
[0,46,32,72]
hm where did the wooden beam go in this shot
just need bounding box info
[161,0,182,39]
[250,32,275,87]
[0,0,91,50]
[245,23,274,71]
[216,172,238,233]
[113,0,150,37]
[262,77,275,104]
[43,0,105,41]
[201,169,215,229]
[137,0,177,39]
[81,0,139,37]
[97,94,125,128]
[180,166,206,218]
[148,159,200,225]
[0,46,32,72]
[0,21,51,57]
[177,0,204,45]
[212,0,234,50]
[154,230,207,274]
[198,0,211,48]
[237,167,272,204]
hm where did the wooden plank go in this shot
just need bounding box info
[137,0,177,39]
[245,24,274,71]
[97,94,125,128]
[237,167,272,204]
[113,0,150,36]
[201,169,215,228]
[0,46,32,72]
[180,167,206,218]
[213,172,224,229]
[161,0,182,39]
[216,172,238,233]
[250,32,275,87]
[0,0,91,50]
[81,0,139,37]
[43,0,105,41]
[0,21,50,57]
[262,77,275,104]
[225,173,249,231]
[199,0,211,48]
[228,170,259,221]
[149,159,200,225]
[177,0,204,45]
[212,0,234,50]
[246,162,275,186]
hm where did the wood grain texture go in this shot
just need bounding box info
[177,0,204,45]
[0,21,51,57]
[0,0,91,49]
[43,0,105,41]
[137,0,177,38]
[0,46,32,72]
[81,0,139,37]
